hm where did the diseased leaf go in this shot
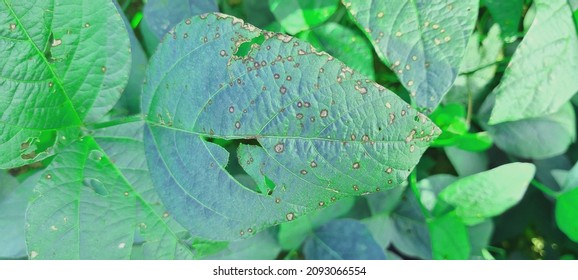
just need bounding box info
[556,188,578,242]
[142,13,440,241]
[342,0,478,110]
[483,0,524,40]
[0,172,37,259]
[489,0,578,124]
[26,123,196,259]
[488,102,576,160]
[429,211,470,260]
[439,163,536,225]
[140,0,218,54]
[269,0,339,35]
[0,0,130,168]
[303,219,386,260]
[298,22,376,79]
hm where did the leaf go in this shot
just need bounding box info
[0,0,130,168]
[269,0,340,35]
[483,0,524,40]
[202,230,281,260]
[366,183,406,215]
[489,0,578,124]
[277,197,355,251]
[298,22,376,79]
[561,161,578,191]
[0,172,37,259]
[488,102,576,160]
[361,215,395,250]
[142,13,440,241]
[342,0,478,110]
[428,211,470,260]
[556,188,578,242]
[417,174,457,212]
[302,219,386,260]
[467,220,493,259]
[26,123,195,259]
[438,162,536,225]
[390,188,431,259]
[444,146,489,177]
[242,0,277,28]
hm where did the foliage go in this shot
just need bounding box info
[1,0,578,260]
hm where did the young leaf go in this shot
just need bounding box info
[302,219,386,260]
[428,211,470,260]
[142,13,440,241]
[342,0,478,110]
[489,0,578,124]
[556,188,578,242]
[438,162,536,225]
[269,0,340,35]
[0,0,130,168]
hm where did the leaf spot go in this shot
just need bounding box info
[118,243,126,249]
[300,170,308,175]
[320,109,328,118]
[296,113,303,119]
[101,66,107,73]
[286,212,295,221]
[30,251,38,259]
[229,106,235,113]
[9,23,16,30]
[84,23,90,28]
[377,12,384,18]
[45,174,52,180]
[318,201,325,207]
[51,39,62,47]
[280,86,287,94]
[275,198,281,203]
[50,225,58,231]
[353,162,360,169]
[353,185,359,191]
[386,167,393,174]
[310,161,317,168]
[235,121,241,129]
[395,31,402,37]
[274,143,284,153]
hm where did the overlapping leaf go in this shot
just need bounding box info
[0,0,130,168]
[342,0,478,111]
[142,13,440,241]
[489,0,578,124]
[269,0,339,35]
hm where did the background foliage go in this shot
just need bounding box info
[1,0,578,260]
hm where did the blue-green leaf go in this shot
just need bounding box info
[142,13,440,241]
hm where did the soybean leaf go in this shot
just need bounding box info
[488,102,576,160]
[366,183,406,215]
[142,13,440,241]
[243,0,277,28]
[203,230,281,260]
[444,147,489,177]
[361,215,395,250]
[489,0,578,124]
[269,0,340,35]
[467,220,494,260]
[342,0,478,110]
[556,188,578,242]
[302,219,386,260]
[561,161,578,191]
[26,123,196,259]
[428,211,470,260]
[278,197,355,251]
[0,0,130,169]
[482,0,524,40]
[140,0,218,54]
[390,188,432,259]
[417,174,457,212]
[0,171,37,259]
[438,162,536,225]
[298,22,376,79]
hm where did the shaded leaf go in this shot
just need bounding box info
[142,13,440,241]
[390,188,431,259]
[483,0,524,40]
[342,0,478,110]
[269,0,340,35]
[467,220,493,259]
[366,183,406,215]
[444,146,489,177]
[488,102,576,160]
[417,174,457,212]
[489,0,578,124]
[0,172,37,259]
[429,211,470,260]
[202,230,281,260]
[439,162,536,225]
[303,219,386,260]
[361,215,395,250]
[0,0,130,168]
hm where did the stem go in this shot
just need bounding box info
[530,179,559,198]
[86,114,143,130]
[461,60,502,76]
[409,170,432,219]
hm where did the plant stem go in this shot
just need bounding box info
[409,170,432,219]
[86,114,143,130]
[530,179,559,198]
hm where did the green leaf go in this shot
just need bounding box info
[269,0,339,35]
[303,219,386,260]
[0,0,130,168]
[0,171,37,259]
[561,161,578,191]
[342,0,478,110]
[202,230,281,260]
[142,13,440,241]
[429,211,470,260]
[488,102,576,160]
[467,220,494,259]
[361,215,395,250]
[489,0,578,124]
[366,184,406,215]
[26,123,196,259]
[439,162,536,225]
[390,188,431,259]
[444,146,488,177]
[556,188,578,242]
[278,197,355,251]
[417,174,457,212]
[483,0,524,40]
[298,22,376,79]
